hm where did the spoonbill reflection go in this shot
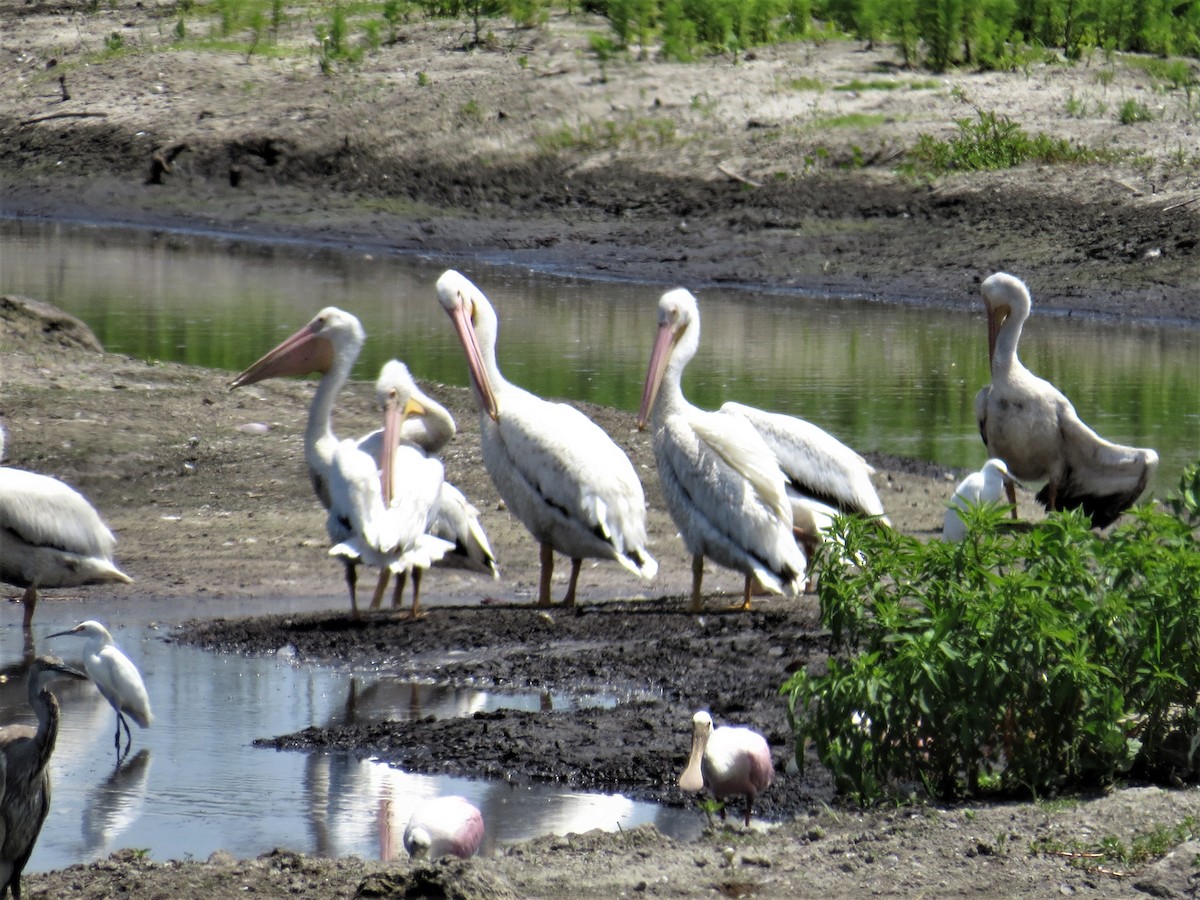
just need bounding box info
[974,273,1158,527]
[437,269,656,606]
[48,621,152,758]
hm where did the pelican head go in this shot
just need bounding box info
[229,307,365,389]
[678,709,714,792]
[980,273,1031,371]
[375,360,428,503]
[436,270,500,421]
[637,288,700,430]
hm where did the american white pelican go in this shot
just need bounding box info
[436,269,657,607]
[974,273,1158,528]
[356,361,498,586]
[678,710,774,827]
[48,620,152,757]
[942,458,1010,542]
[637,288,805,611]
[327,365,454,618]
[403,795,484,859]
[0,425,132,629]
[230,310,495,612]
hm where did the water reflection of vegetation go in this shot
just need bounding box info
[3,222,1196,495]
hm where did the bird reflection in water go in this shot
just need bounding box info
[82,748,152,856]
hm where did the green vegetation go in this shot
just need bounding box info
[534,116,677,152]
[783,464,1200,805]
[1033,817,1200,874]
[904,108,1107,174]
[833,77,939,91]
[1118,97,1156,123]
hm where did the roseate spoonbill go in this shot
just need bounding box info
[678,710,774,827]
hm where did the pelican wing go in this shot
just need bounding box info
[0,469,116,558]
[432,482,498,577]
[1044,406,1158,528]
[327,439,393,557]
[493,393,653,568]
[658,410,804,593]
[720,402,884,517]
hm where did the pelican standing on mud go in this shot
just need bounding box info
[0,425,132,629]
[325,362,455,618]
[974,273,1158,527]
[436,269,657,607]
[637,288,805,611]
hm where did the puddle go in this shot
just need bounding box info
[0,618,703,872]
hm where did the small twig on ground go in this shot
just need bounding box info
[1163,195,1200,212]
[20,111,108,126]
[717,163,761,188]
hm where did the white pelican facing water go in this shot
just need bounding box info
[637,288,806,612]
[436,269,657,607]
[974,273,1158,528]
[0,425,131,628]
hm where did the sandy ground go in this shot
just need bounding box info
[2,3,1200,897]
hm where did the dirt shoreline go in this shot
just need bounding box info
[5,4,1200,897]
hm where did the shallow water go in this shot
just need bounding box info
[1,218,1196,493]
[0,604,702,874]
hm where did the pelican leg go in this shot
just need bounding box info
[1046,480,1059,512]
[409,570,425,619]
[690,556,705,613]
[369,569,391,611]
[20,586,37,630]
[729,575,754,612]
[537,543,554,607]
[389,570,409,611]
[562,559,582,608]
[1005,477,1018,519]
[743,796,754,827]
[343,560,361,618]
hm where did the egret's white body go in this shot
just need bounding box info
[47,621,151,758]
[327,363,455,616]
[403,795,484,860]
[974,273,1158,528]
[678,710,774,826]
[230,309,495,614]
[0,656,89,900]
[637,288,805,611]
[942,458,1010,542]
[0,427,131,629]
[437,269,656,607]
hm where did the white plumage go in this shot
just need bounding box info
[637,288,806,612]
[48,620,152,757]
[974,273,1158,528]
[942,458,1010,542]
[326,363,455,616]
[230,309,495,614]
[0,426,131,628]
[436,269,657,607]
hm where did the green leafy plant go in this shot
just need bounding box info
[784,463,1200,805]
[904,108,1104,175]
[1118,98,1156,125]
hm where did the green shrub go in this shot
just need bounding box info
[783,464,1200,805]
[1118,97,1156,124]
[904,108,1103,174]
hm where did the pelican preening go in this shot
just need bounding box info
[0,425,132,629]
[637,287,807,612]
[230,308,495,616]
[0,656,89,900]
[975,273,1158,528]
[437,269,657,607]
[403,795,484,860]
[678,710,774,827]
[326,362,455,618]
[48,620,153,758]
[942,458,1011,542]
